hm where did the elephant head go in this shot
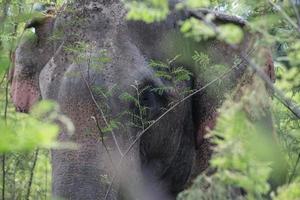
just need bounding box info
[10,12,55,112]
[11,1,275,199]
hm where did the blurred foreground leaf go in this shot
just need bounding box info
[0,100,75,152]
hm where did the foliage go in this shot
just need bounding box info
[176,0,300,200]
[149,56,192,84]
[180,17,216,42]
[274,178,300,200]
[178,175,246,200]
[178,77,276,200]
[124,0,169,23]
[1,150,52,199]
[0,0,71,199]
[0,101,60,152]
[210,81,274,199]
[218,24,244,45]
[177,0,212,9]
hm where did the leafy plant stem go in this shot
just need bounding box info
[267,0,300,33]
[1,154,5,200]
[91,116,116,171]
[26,149,39,200]
[288,152,300,184]
[79,70,124,157]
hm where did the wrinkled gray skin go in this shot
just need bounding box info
[11,1,271,199]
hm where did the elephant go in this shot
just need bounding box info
[10,1,275,199]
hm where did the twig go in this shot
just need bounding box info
[91,116,116,170]
[4,71,9,123]
[1,154,5,200]
[104,62,241,199]
[1,45,11,200]
[290,0,300,27]
[288,152,300,183]
[11,155,21,200]
[268,0,300,32]
[0,71,6,86]
[1,71,9,200]
[44,150,48,200]
[240,52,300,118]
[131,83,146,130]
[26,149,39,200]
[79,70,124,156]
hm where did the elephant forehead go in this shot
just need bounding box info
[39,40,160,108]
[58,59,156,100]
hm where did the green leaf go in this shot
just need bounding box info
[125,0,169,23]
[217,24,244,45]
[155,71,172,80]
[119,92,138,105]
[192,51,210,67]
[180,17,216,42]
[274,179,300,200]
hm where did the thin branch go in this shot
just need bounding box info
[131,83,146,130]
[104,62,241,199]
[288,152,300,183]
[240,52,300,118]
[79,70,124,156]
[91,116,116,170]
[290,0,300,27]
[0,71,6,86]
[0,65,9,200]
[44,150,48,200]
[11,155,21,200]
[4,72,9,123]
[190,10,300,119]
[268,0,300,32]
[1,46,10,200]
[1,154,5,200]
[1,76,9,200]
[26,149,39,200]
[0,2,13,199]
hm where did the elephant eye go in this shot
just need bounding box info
[137,84,168,120]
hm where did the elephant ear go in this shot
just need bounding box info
[10,4,56,113]
[187,10,275,147]
[182,10,276,180]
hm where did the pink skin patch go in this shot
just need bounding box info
[10,68,40,113]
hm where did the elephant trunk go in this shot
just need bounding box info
[51,134,158,200]
[51,142,115,200]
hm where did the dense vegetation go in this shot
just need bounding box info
[0,0,300,199]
